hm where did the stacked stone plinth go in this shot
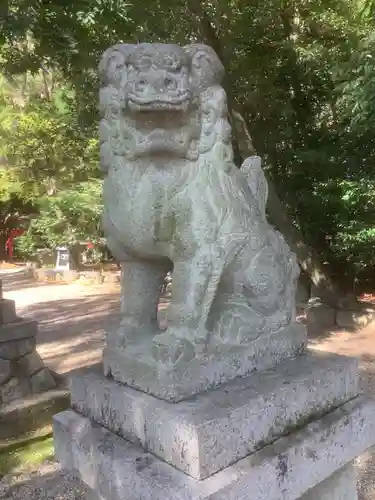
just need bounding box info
[55,347,375,500]
[0,280,55,406]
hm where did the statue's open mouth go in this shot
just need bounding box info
[128,93,190,112]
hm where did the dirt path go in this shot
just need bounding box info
[4,279,120,375]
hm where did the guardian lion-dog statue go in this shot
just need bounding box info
[100,43,301,370]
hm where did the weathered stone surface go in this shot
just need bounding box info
[53,396,375,500]
[302,464,357,500]
[73,350,358,479]
[0,377,31,404]
[336,309,375,329]
[19,351,45,376]
[103,323,307,402]
[0,385,70,440]
[0,336,36,360]
[99,42,302,394]
[0,319,38,343]
[306,297,336,327]
[30,368,56,393]
[0,358,11,384]
[0,299,17,325]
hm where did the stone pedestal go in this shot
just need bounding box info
[103,323,306,402]
[0,280,56,406]
[54,349,375,500]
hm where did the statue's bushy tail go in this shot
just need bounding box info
[241,156,268,219]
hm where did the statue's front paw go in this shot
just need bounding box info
[111,318,158,349]
[152,330,195,365]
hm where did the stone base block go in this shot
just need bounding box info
[103,323,307,402]
[0,376,31,404]
[0,319,38,344]
[85,464,357,500]
[19,351,44,376]
[0,336,36,361]
[306,298,336,328]
[53,395,375,500]
[0,385,70,440]
[73,350,358,479]
[0,299,17,325]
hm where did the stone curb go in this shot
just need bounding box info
[0,383,70,441]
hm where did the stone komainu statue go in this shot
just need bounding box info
[99,43,300,365]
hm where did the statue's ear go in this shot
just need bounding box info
[99,44,134,86]
[184,44,224,92]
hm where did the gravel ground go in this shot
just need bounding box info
[0,461,89,499]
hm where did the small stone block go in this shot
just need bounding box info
[0,337,36,361]
[0,377,31,405]
[103,323,307,402]
[0,299,17,325]
[0,358,11,384]
[0,320,38,344]
[72,350,359,479]
[0,386,70,440]
[30,368,56,393]
[19,351,45,376]
[306,298,336,327]
[53,396,375,500]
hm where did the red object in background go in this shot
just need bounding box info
[87,242,94,249]
[5,228,25,260]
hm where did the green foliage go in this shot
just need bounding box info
[335,32,375,131]
[0,93,99,197]
[16,179,102,258]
